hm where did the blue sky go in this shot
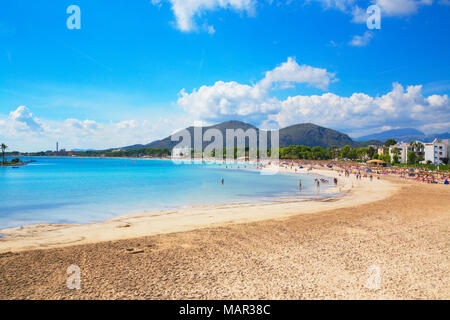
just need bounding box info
[1,0,450,151]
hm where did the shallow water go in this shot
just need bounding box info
[0,157,335,228]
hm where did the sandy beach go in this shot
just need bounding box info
[0,167,449,299]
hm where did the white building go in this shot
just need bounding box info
[389,142,410,164]
[424,139,449,165]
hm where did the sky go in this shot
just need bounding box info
[1,0,449,152]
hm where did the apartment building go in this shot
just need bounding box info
[424,139,449,165]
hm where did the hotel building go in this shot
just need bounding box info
[424,139,450,165]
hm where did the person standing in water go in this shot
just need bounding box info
[221,178,224,185]
[299,179,302,190]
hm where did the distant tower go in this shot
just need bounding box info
[56,142,59,152]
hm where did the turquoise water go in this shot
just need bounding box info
[0,157,334,229]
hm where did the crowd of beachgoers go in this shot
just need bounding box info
[271,160,450,185]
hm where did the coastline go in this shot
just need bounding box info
[0,166,397,253]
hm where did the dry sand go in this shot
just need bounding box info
[0,169,449,299]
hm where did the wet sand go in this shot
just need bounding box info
[0,174,449,299]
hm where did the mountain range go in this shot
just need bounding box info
[119,121,358,150]
[354,128,450,143]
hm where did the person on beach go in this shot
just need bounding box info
[221,178,224,185]
[316,179,320,191]
[334,177,338,186]
[445,178,449,185]
[299,179,302,190]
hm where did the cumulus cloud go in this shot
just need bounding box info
[151,0,256,32]
[0,106,192,152]
[65,119,99,132]
[117,120,139,130]
[374,0,433,17]
[259,57,336,91]
[178,58,336,121]
[349,31,373,46]
[268,83,450,131]
[177,59,450,134]
[178,82,274,121]
[6,106,43,132]
[312,0,439,26]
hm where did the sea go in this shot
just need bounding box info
[0,157,336,229]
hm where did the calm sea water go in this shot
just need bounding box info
[0,157,334,229]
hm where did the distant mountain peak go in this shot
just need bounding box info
[355,128,425,142]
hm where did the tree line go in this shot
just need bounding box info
[4,139,447,167]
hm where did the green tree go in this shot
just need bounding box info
[384,139,397,147]
[391,147,400,164]
[407,151,417,164]
[393,155,399,164]
[367,146,375,159]
[1,143,7,164]
[379,154,391,163]
[341,145,351,159]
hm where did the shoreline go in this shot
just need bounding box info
[0,166,397,253]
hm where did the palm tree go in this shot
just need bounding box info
[409,141,425,157]
[416,142,424,154]
[412,141,424,152]
[1,143,7,164]
[391,147,401,164]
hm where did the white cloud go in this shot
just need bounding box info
[310,0,356,12]
[374,0,433,17]
[178,57,336,121]
[0,106,192,152]
[349,31,373,47]
[313,0,439,25]
[7,106,43,132]
[65,119,99,132]
[151,0,256,32]
[270,83,450,133]
[350,5,368,23]
[259,57,336,91]
[117,120,139,130]
[178,81,280,121]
